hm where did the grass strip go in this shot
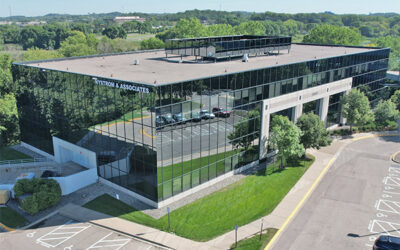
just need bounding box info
[0,207,28,228]
[0,147,32,161]
[230,228,278,250]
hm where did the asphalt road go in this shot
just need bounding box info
[0,214,163,250]
[272,135,400,250]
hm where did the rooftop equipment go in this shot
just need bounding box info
[165,35,291,61]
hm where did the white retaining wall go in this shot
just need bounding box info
[53,137,97,169]
[50,168,98,196]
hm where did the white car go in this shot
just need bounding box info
[200,110,215,119]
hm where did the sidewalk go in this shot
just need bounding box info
[33,132,400,249]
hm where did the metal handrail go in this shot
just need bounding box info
[0,157,49,166]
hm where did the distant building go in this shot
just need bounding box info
[113,16,146,24]
[0,20,46,27]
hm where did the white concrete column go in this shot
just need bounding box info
[318,96,329,125]
[339,90,350,125]
[260,100,270,159]
[292,103,303,122]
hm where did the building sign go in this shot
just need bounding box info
[94,79,150,93]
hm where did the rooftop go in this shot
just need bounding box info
[24,44,376,85]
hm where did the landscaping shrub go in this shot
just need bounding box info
[21,196,39,215]
[13,178,34,197]
[358,121,377,132]
[14,178,61,215]
[386,120,398,130]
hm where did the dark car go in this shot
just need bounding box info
[173,113,187,124]
[200,109,215,120]
[161,113,175,125]
[40,170,58,178]
[156,116,165,129]
[373,235,400,250]
[212,107,230,118]
[191,112,202,122]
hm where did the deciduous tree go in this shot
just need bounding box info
[374,100,399,127]
[269,115,304,169]
[390,90,400,111]
[303,24,362,46]
[140,37,165,49]
[341,89,374,132]
[296,113,331,152]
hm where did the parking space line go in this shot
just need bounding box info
[36,221,91,248]
[140,128,156,139]
[384,177,400,186]
[86,232,131,250]
[377,200,400,214]
[390,167,400,174]
[370,220,400,237]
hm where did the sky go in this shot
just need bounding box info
[0,0,399,17]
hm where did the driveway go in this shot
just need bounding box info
[272,135,400,249]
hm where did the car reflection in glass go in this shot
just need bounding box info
[173,113,187,124]
[200,109,215,120]
[191,112,202,122]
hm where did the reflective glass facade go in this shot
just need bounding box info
[12,46,390,202]
[165,35,291,59]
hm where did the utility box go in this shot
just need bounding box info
[0,190,10,205]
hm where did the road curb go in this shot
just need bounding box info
[391,151,400,164]
[0,222,15,232]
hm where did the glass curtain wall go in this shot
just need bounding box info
[13,66,159,201]
[155,48,390,201]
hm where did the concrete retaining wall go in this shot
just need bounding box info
[50,168,98,196]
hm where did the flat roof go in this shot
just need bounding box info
[24,44,376,85]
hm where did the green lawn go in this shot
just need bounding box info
[84,155,314,241]
[230,228,278,250]
[0,147,32,161]
[0,207,28,228]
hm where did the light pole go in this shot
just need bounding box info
[235,225,238,248]
[167,207,170,232]
[259,218,264,241]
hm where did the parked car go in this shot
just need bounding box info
[191,112,202,122]
[173,113,187,124]
[156,116,165,129]
[161,113,175,125]
[200,109,215,120]
[373,235,400,250]
[212,107,230,118]
[40,170,58,178]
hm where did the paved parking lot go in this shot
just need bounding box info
[0,214,163,250]
[272,136,400,250]
[156,118,234,161]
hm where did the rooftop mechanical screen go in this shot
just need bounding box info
[165,35,292,59]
